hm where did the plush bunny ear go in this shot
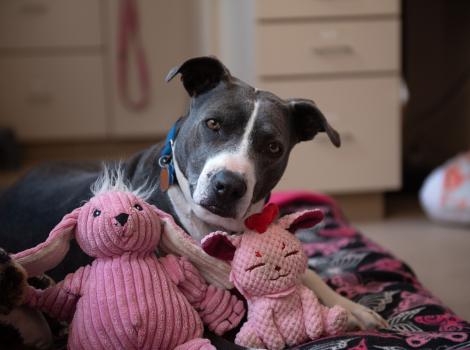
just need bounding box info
[278,209,324,233]
[13,208,80,276]
[153,206,233,289]
[201,231,241,262]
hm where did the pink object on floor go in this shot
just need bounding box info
[202,205,347,350]
[420,151,470,225]
[13,189,244,350]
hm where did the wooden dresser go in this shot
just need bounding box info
[0,0,107,140]
[255,0,401,194]
[0,0,195,141]
[209,0,402,217]
[0,0,197,189]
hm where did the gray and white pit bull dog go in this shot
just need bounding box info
[0,57,386,339]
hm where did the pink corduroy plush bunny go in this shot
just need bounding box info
[202,204,347,350]
[13,171,244,350]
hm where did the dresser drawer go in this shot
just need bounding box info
[259,77,401,193]
[0,0,101,48]
[256,0,399,19]
[257,19,399,77]
[104,0,192,137]
[0,55,107,140]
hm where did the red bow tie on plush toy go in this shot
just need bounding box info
[244,203,279,233]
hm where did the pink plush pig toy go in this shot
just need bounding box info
[202,203,347,350]
[12,170,244,350]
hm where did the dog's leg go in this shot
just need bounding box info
[301,269,389,330]
[0,248,53,349]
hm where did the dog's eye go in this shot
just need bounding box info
[206,119,221,131]
[134,204,143,211]
[93,209,101,217]
[267,142,282,155]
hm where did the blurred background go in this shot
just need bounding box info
[0,0,469,318]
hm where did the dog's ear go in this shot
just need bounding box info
[288,98,341,147]
[166,56,231,97]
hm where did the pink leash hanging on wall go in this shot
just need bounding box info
[117,0,150,111]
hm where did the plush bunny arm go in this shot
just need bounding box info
[252,302,285,350]
[298,285,324,339]
[196,284,245,335]
[160,254,207,304]
[160,254,245,335]
[25,265,90,322]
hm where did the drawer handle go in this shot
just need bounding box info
[19,2,48,15]
[312,45,354,56]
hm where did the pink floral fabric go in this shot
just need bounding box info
[267,191,470,350]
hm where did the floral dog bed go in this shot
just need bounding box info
[268,191,470,350]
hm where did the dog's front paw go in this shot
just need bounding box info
[337,296,389,330]
[0,248,28,314]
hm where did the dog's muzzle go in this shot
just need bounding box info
[200,170,247,218]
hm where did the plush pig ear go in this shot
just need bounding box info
[278,209,324,233]
[13,208,80,276]
[201,231,241,262]
[152,206,233,289]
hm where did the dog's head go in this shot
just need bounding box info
[167,56,340,232]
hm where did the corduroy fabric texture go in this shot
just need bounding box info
[14,190,244,350]
[202,208,348,350]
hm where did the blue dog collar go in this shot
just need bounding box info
[158,124,177,190]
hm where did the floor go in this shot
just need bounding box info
[353,194,470,321]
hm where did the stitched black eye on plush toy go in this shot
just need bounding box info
[245,262,265,272]
[284,250,299,258]
[134,204,143,211]
[93,209,101,217]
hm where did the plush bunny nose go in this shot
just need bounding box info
[275,265,281,272]
[115,213,129,226]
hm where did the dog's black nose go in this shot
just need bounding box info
[115,213,129,226]
[211,171,247,201]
